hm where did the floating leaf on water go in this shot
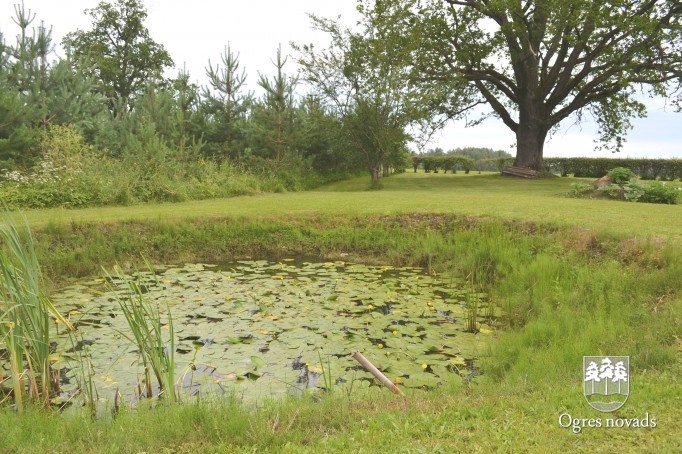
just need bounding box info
[225,336,242,344]
[452,356,467,365]
[250,355,266,370]
[49,259,490,404]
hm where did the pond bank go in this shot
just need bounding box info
[2,211,680,452]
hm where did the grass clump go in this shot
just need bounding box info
[0,213,73,413]
[108,268,177,403]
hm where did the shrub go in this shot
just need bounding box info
[568,178,680,205]
[638,181,680,204]
[597,183,624,199]
[568,181,593,198]
[623,180,645,202]
[607,167,636,185]
[0,183,92,208]
[545,157,682,180]
[452,156,475,174]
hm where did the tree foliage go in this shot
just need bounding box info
[294,8,437,185]
[202,45,250,161]
[369,0,682,170]
[255,45,299,162]
[0,3,107,167]
[63,0,173,115]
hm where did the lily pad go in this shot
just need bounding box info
[48,260,492,404]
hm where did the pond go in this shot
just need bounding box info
[48,260,494,406]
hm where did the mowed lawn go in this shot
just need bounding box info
[24,172,682,241]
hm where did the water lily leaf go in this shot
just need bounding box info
[49,259,490,405]
[226,336,243,344]
[449,357,467,366]
[250,355,266,370]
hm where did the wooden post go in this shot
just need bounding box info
[353,351,405,396]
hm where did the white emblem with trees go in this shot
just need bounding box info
[583,356,629,412]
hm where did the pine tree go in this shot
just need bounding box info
[203,44,251,161]
[257,44,298,162]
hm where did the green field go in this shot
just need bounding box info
[1,172,681,453]
[24,172,682,240]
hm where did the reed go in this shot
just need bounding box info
[107,268,177,403]
[69,332,99,418]
[0,213,73,413]
[463,281,481,333]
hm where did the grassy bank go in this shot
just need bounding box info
[23,172,682,240]
[1,172,681,452]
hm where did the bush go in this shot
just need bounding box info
[597,183,624,199]
[568,181,593,198]
[607,167,636,185]
[0,183,92,208]
[545,157,682,180]
[638,181,680,204]
[568,178,680,204]
[623,180,645,202]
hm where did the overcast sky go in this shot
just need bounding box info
[1,0,680,158]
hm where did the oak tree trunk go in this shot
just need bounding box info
[514,123,548,171]
[513,99,549,172]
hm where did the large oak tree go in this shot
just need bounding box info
[64,0,172,116]
[369,0,682,171]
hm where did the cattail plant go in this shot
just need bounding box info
[0,212,73,412]
[106,268,177,403]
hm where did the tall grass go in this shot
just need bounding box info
[462,281,481,333]
[0,213,73,412]
[0,124,342,209]
[107,269,177,403]
[69,332,99,418]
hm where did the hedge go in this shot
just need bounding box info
[545,157,682,180]
[411,156,682,180]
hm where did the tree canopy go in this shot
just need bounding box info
[294,10,437,185]
[368,0,682,170]
[63,0,173,116]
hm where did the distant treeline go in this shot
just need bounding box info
[413,147,514,173]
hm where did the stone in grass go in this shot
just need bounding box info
[592,175,612,189]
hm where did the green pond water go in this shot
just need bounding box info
[48,260,493,405]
